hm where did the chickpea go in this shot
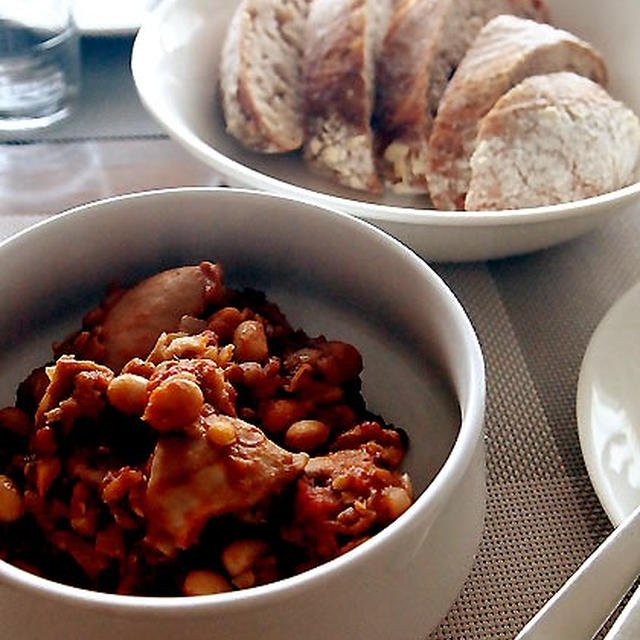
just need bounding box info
[284,419,330,451]
[315,404,357,430]
[305,381,343,405]
[221,539,269,578]
[239,360,281,399]
[107,373,149,415]
[239,362,264,386]
[208,306,243,341]
[121,357,155,378]
[259,398,307,433]
[143,376,204,431]
[231,570,256,590]
[233,320,268,363]
[183,570,232,596]
[317,341,363,384]
[0,475,23,522]
[205,415,237,447]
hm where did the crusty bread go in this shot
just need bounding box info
[303,0,394,192]
[376,0,550,194]
[426,14,608,210]
[220,0,312,153]
[465,72,640,210]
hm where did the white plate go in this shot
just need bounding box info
[131,0,640,262]
[72,0,159,36]
[577,281,640,526]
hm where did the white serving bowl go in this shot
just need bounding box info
[0,188,485,640]
[131,0,640,262]
[71,0,158,35]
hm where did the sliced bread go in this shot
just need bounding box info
[302,0,394,192]
[220,0,312,153]
[465,72,640,210]
[376,0,550,194]
[426,14,607,210]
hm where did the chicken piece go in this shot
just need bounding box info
[144,416,308,555]
[35,356,114,431]
[283,448,412,559]
[144,357,238,425]
[330,420,407,468]
[57,262,227,372]
[426,14,607,210]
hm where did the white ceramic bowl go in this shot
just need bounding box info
[131,0,640,262]
[72,0,158,35]
[0,188,485,640]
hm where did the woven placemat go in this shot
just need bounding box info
[428,211,640,639]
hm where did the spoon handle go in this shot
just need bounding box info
[515,503,640,640]
[602,583,640,639]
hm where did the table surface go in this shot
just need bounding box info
[3,34,640,640]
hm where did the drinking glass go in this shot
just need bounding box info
[0,0,80,133]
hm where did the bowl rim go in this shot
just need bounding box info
[130,0,640,230]
[0,186,486,614]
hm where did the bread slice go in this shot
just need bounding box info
[465,72,640,210]
[220,0,312,153]
[377,0,550,194]
[426,14,607,210]
[302,0,394,192]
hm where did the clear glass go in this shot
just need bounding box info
[0,0,80,133]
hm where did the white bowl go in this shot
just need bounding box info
[0,188,485,640]
[72,0,158,35]
[131,0,640,262]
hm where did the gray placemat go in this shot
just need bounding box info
[427,211,640,638]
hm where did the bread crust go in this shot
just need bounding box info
[376,0,550,194]
[465,72,640,210]
[220,0,312,153]
[303,0,392,192]
[426,14,607,210]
